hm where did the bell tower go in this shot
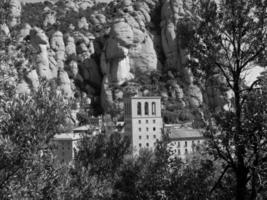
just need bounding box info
[124,97,163,154]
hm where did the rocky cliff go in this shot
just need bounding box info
[0,0,228,126]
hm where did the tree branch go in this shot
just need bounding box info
[240,79,261,106]
[241,46,264,70]
[215,62,234,90]
[210,165,230,194]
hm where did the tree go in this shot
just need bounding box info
[113,133,221,200]
[63,131,130,200]
[186,1,267,199]
[0,82,71,199]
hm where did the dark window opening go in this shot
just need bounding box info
[145,102,149,115]
[137,102,142,115]
[152,102,156,115]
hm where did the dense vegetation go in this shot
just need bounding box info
[0,0,266,200]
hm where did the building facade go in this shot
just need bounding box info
[124,97,163,154]
[53,133,82,163]
[166,125,205,159]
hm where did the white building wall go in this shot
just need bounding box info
[132,118,162,153]
[54,140,73,163]
[168,139,205,159]
[124,97,163,155]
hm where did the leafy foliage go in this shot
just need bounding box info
[0,82,71,199]
[185,0,267,199]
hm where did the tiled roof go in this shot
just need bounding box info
[129,96,161,99]
[167,127,205,140]
[72,125,91,133]
[54,133,83,140]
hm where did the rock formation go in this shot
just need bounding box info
[17,23,31,42]
[50,31,66,63]
[8,0,22,27]
[0,24,11,39]
[58,69,73,97]
[1,0,231,121]
[99,0,160,111]
[29,27,58,80]
[43,8,57,28]
[160,0,193,71]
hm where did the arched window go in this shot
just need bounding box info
[152,102,156,115]
[145,102,149,115]
[137,102,141,115]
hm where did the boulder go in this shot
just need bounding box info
[8,0,21,27]
[64,34,76,58]
[124,14,140,29]
[79,0,94,10]
[106,38,128,60]
[9,0,21,18]
[17,23,31,42]
[188,84,203,108]
[78,17,89,30]
[58,69,73,97]
[29,27,57,80]
[66,60,79,78]
[110,22,134,47]
[110,47,134,85]
[129,34,158,72]
[26,70,39,90]
[0,24,10,39]
[50,31,65,61]
[29,27,49,50]
[95,14,106,24]
[132,28,146,44]
[43,10,56,27]
[161,0,191,71]
[65,0,79,12]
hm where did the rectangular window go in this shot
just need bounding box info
[146,120,148,124]
[146,143,149,147]
[184,141,187,147]
[153,135,156,139]
[178,149,180,155]
[138,120,141,124]
[139,135,142,139]
[139,143,142,147]
[145,102,149,115]
[146,127,149,131]
[137,102,142,115]
[147,135,149,139]
[177,142,180,148]
[153,120,156,123]
[185,149,188,154]
[152,102,156,115]
[139,128,141,132]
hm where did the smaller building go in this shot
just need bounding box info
[167,125,205,159]
[73,125,100,135]
[53,132,82,163]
